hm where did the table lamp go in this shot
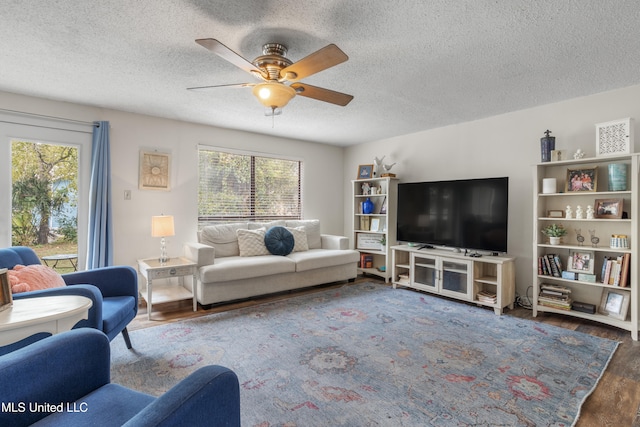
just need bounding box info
[151,215,175,263]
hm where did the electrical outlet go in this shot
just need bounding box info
[124,190,131,200]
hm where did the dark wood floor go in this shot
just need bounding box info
[128,276,640,427]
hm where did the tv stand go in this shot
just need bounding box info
[391,245,516,315]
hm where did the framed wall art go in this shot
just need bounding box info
[598,288,630,320]
[139,150,171,191]
[596,118,634,157]
[594,198,623,219]
[565,167,598,192]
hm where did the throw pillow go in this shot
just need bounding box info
[285,220,321,249]
[8,264,66,294]
[264,226,295,256]
[287,226,309,252]
[237,228,270,257]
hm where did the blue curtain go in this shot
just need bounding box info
[86,121,113,268]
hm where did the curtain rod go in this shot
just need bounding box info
[0,119,93,135]
[0,108,97,127]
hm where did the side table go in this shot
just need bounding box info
[41,254,78,271]
[137,257,198,320]
[0,295,93,346]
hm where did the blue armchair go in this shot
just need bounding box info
[0,329,241,426]
[0,246,138,353]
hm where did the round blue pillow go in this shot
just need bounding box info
[264,226,295,256]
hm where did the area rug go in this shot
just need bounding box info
[110,283,618,426]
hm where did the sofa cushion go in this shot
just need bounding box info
[286,226,309,252]
[264,226,295,256]
[286,249,361,272]
[285,220,321,249]
[237,228,270,257]
[199,255,296,283]
[199,222,248,257]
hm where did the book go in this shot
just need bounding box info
[620,253,631,287]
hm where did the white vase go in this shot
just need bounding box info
[549,237,561,245]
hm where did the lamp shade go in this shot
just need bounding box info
[151,215,175,237]
[252,82,296,108]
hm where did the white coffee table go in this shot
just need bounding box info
[0,295,93,346]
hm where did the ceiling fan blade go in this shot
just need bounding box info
[290,83,353,106]
[187,83,255,91]
[280,44,348,82]
[195,38,265,77]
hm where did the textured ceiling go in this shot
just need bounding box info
[1,1,640,146]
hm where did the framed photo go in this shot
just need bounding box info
[0,268,13,313]
[357,164,374,180]
[567,250,595,274]
[565,167,598,192]
[370,218,381,232]
[594,198,623,219]
[139,150,171,191]
[598,288,630,320]
[380,197,387,214]
[357,233,382,250]
[547,210,564,218]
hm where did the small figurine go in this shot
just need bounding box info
[373,156,385,177]
[575,229,585,246]
[589,230,600,247]
[573,148,585,160]
[586,205,594,219]
[575,205,583,219]
[565,205,573,219]
[361,182,370,195]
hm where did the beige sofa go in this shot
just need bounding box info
[183,220,360,306]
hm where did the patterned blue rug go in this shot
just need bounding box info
[110,283,618,426]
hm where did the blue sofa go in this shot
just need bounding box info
[0,246,138,354]
[0,329,241,426]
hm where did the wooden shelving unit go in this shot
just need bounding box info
[352,177,398,282]
[533,154,639,339]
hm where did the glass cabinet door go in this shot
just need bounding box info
[440,260,471,298]
[411,254,438,291]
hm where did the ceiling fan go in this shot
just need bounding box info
[188,39,354,114]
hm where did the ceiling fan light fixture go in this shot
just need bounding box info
[252,82,296,109]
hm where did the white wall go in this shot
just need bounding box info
[344,84,640,298]
[0,91,346,268]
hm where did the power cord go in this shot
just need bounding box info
[515,286,534,310]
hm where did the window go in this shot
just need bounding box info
[198,147,302,227]
[11,140,79,262]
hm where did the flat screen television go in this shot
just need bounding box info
[397,177,509,253]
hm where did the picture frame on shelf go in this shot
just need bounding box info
[565,167,598,192]
[357,164,374,179]
[357,233,382,250]
[596,118,634,157]
[370,218,381,232]
[598,288,630,320]
[547,210,564,218]
[594,198,623,219]
[380,196,387,214]
[567,250,595,274]
[0,268,13,313]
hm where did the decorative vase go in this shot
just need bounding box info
[549,237,561,245]
[540,130,555,163]
[362,197,375,214]
[608,163,628,191]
